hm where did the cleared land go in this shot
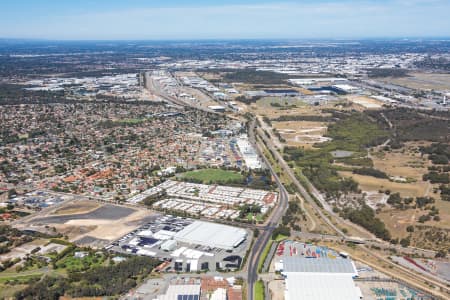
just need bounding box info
[272,120,330,148]
[338,171,429,199]
[346,95,384,109]
[15,201,156,247]
[32,204,135,224]
[371,142,431,183]
[53,200,100,215]
[249,98,328,119]
[381,72,450,90]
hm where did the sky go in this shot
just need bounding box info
[1,0,450,40]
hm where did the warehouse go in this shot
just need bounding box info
[277,241,362,300]
[285,273,362,300]
[281,256,357,275]
[156,284,201,300]
[174,221,247,250]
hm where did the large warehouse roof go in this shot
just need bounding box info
[174,221,247,250]
[282,256,357,275]
[285,273,362,300]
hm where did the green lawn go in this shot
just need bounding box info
[0,272,43,285]
[255,280,265,300]
[180,169,244,184]
[274,234,289,242]
[258,240,274,273]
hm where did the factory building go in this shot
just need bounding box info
[156,284,201,300]
[276,241,362,300]
[174,221,247,251]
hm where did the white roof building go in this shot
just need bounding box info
[174,221,247,250]
[160,240,178,251]
[280,245,361,300]
[156,284,200,300]
[285,273,362,300]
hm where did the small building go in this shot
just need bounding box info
[213,92,229,100]
[112,256,127,263]
[208,105,226,113]
[74,251,88,258]
[160,240,178,252]
[156,284,201,300]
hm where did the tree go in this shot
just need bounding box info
[400,237,411,247]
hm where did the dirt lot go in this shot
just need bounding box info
[15,201,156,248]
[272,120,330,148]
[346,95,384,109]
[0,239,48,262]
[268,279,285,300]
[380,72,450,90]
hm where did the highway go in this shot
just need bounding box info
[142,75,290,300]
[246,118,289,300]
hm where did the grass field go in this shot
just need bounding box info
[180,169,244,184]
[258,240,274,273]
[255,280,265,300]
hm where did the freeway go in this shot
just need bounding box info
[143,75,290,300]
[246,118,289,300]
[144,71,216,114]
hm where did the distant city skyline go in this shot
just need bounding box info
[1,0,450,40]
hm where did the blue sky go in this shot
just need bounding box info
[1,0,449,40]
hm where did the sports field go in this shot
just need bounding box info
[180,169,244,184]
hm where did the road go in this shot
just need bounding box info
[143,75,290,300]
[144,72,217,114]
[246,118,289,300]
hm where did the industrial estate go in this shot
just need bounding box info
[0,35,449,300]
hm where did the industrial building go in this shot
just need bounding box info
[174,221,247,251]
[108,215,251,273]
[285,273,362,300]
[276,241,362,300]
[156,284,201,300]
[281,255,357,275]
[236,135,263,170]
